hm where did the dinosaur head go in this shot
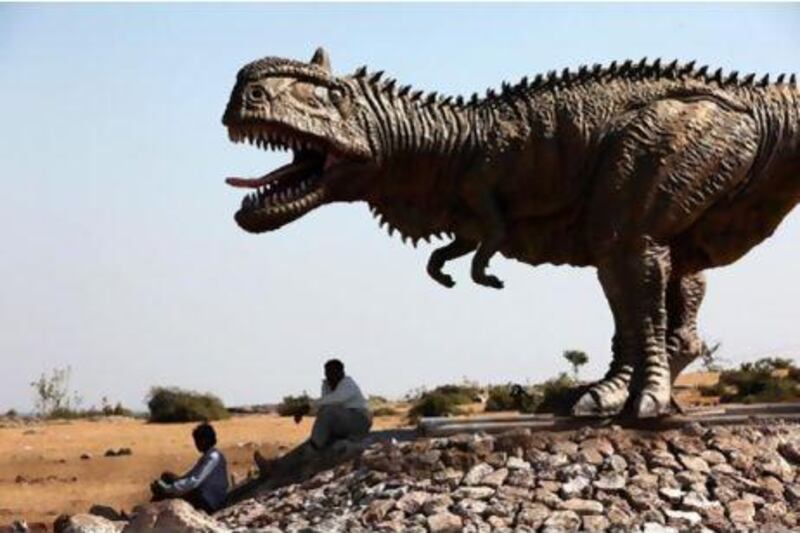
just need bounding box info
[222,48,376,232]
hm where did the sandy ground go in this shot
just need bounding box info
[1,373,719,527]
[0,413,408,526]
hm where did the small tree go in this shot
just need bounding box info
[563,350,589,379]
[30,366,82,417]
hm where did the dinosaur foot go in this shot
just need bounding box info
[631,387,672,419]
[572,385,629,418]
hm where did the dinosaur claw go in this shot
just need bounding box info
[429,272,455,288]
[572,391,603,417]
[633,392,668,418]
[474,274,504,289]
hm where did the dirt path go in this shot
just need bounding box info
[0,414,407,526]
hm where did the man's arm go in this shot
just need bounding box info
[314,377,358,408]
[161,451,220,495]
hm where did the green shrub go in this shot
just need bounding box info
[535,373,590,415]
[408,391,465,422]
[431,383,481,405]
[700,357,800,404]
[5,409,18,418]
[277,394,313,417]
[406,380,484,423]
[147,387,229,423]
[484,385,538,413]
[100,396,133,417]
[485,385,517,412]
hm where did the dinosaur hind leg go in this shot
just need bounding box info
[590,238,673,419]
[573,275,636,417]
[572,333,633,417]
[667,271,708,383]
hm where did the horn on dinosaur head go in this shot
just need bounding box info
[310,47,331,73]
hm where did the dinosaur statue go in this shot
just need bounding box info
[222,48,799,419]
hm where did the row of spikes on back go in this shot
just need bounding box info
[349,58,798,111]
[368,205,453,247]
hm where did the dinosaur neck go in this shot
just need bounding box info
[355,79,487,161]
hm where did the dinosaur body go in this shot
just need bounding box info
[222,49,800,418]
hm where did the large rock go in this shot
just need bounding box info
[426,512,462,533]
[123,500,228,532]
[54,514,123,533]
[462,462,494,486]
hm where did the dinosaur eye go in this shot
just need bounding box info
[329,87,344,105]
[248,86,266,101]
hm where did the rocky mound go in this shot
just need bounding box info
[53,421,800,532]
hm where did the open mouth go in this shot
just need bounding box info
[226,123,338,230]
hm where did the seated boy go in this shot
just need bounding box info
[150,422,229,513]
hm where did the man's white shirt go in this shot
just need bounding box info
[315,375,370,413]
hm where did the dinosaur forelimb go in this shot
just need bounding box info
[471,239,504,289]
[466,191,506,289]
[426,238,476,288]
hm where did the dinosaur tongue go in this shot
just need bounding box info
[226,158,318,189]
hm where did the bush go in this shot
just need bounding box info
[408,391,465,422]
[276,394,313,417]
[535,373,590,415]
[147,387,229,423]
[700,357,800,404]
[406,380,483,422]
[484,384,538,413]
[5,409,18,418]
[431,383,482,404]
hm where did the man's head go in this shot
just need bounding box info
[324,358,345,388]
[192,422,217,453]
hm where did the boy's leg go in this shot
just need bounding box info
[182,490,214,513]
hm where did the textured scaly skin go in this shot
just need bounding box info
[223,49,800,418]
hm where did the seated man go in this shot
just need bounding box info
[309,358,373,449]
[255,358,372,476]
[150,422,229,513]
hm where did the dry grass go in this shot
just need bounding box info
[0,412,407,525]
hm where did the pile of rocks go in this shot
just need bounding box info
[48,421,800,532]
[217,422,800,532]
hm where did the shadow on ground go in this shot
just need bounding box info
[225,428,419,506]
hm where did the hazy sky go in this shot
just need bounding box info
[2,3,800,412]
